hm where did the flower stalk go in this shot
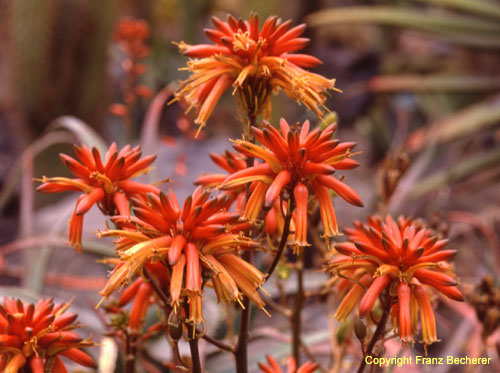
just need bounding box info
[187,325,202,373]
[202,334,234,353]
[357,295,392,373]
[292,251,305,365]
[265,198,294,281]
[235,67,258,373]
[124,332,137,373]
[235,295,251,373]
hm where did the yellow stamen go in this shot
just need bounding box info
[90,172,115,193]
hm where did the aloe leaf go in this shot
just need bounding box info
[415,0,500,21]
[0,286,39,301]
[307,6,500,33]
[306,6,500,47]
[408,95,500,152]
[0,132,74,213]
[364,75,500,93]
[430,95,500,143]
[140,83,176,154]
[410,147,500,198]
[49,116,107,153]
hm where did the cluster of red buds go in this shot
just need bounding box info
[326,215,463,351]
[37,143,157,251]
[174,13,339,133]
[0,298,95,372]
[211,119,362,249]
[110,18,153,118]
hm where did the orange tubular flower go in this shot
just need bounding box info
[326,215,463,350]
[0,298,96,372]
[102,263,167,351]
[98,187,266,325]
[258,354,318,373]
[174,13,339,132]
[196,150,292,241]
[128,281,154,331]
[413,284,439,347]
[334,273,372,322]
[221,119,362,248]
[195,150,248,210]
[37,143,158,251]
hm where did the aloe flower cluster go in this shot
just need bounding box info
[110,18,153,116]
[98,187,266,324]
[196,149,294,240]
[326,215,463,350]
[221,119,362,248]
[175,14,339,131]
[0,298,95,372]
[37,143,158,251]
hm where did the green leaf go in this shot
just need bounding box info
[140,83,176,154]
[409,94,500,151]
[0,131,73,213]
[415,0,500,21]
[49,116,107,153]
[306,6,500,48]
[307,6,500,33]
[410,147,500,198]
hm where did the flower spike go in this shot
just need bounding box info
[174,14,339,132]
[221,119,362,248]
[326,215,463,349]
[37,143,158,251]
[0,298,95,372]
[98,188,266,325]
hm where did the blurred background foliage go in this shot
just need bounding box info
[1,0,500,371]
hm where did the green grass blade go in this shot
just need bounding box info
[415,0,500,21]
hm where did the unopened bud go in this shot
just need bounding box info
[167,311,183,341]
[371,302,383,323]
[276,262,291,280]
[354,318,366,340]
[384,170,400,200]
[320,112,338,130]
[372,339,385,358]
[336,320,350,344]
